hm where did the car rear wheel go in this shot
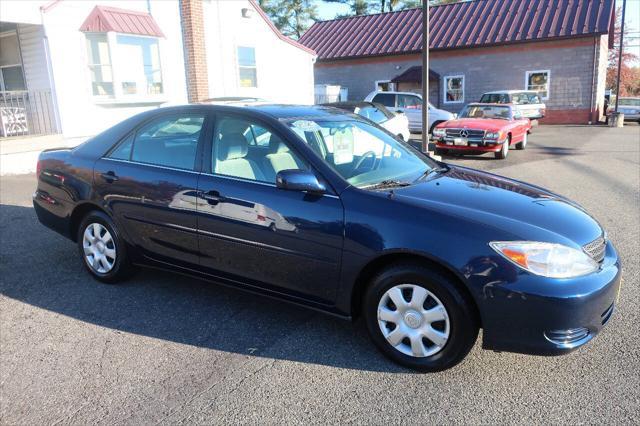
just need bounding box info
[77,210,134,283]
[363,263,479,372]
[516,132,528,150]
[495,137,509,159]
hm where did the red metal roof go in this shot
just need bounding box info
[299,0,615,61]
[79,6,164,37]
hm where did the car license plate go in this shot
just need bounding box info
[454,138,467,146]
[470,143,478,147]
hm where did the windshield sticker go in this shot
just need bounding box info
[291,120,322,132]
[333,127,354,165]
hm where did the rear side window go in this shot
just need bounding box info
[108,114,205,171]
[372,93,395,107]
[528,93,542,104]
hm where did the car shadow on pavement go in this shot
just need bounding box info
[0,204,408,373]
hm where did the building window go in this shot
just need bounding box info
[526,70,550,100]
[85,33,163,99]
[375,80,395,91]
[0,31,27,91]
[238,46,257,88]
[86,34,114,96]
[443,75,464,103]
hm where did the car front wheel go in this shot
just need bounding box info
[77,210,133,283]
[516,132,527,150]
[495,137,509,159]
[363,263,478,372]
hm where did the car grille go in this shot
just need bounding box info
[445,128,486,139]
[583,235,606,263]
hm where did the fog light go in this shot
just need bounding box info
[544,327,590,348]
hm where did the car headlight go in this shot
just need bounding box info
[485,131,502,139]
[489,241,599,278]
[433,128,446,137]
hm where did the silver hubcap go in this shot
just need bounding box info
[82,223,116,274]
[377,284,450,358]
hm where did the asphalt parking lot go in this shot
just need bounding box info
[1,124,639,424]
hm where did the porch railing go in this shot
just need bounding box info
[0,90,59,138]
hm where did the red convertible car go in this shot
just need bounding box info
[432,103,531,159]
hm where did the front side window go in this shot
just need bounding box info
[444,75,464,103]
[526,70,550,100]
[618,98,640,107]
[237,47,257,88]
[287,119,435,188]
[214,117,307,183]
[109,114,204,170]
[86,34,114,96]
[116,35,163,96]
[398,94,422,109]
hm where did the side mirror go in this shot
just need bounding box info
[276,169,326,194]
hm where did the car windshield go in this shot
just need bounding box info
[460,105,511,120]
[286,118,435,188]
[619,98,640,107]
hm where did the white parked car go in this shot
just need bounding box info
[364,90,455,134]
[479,90,546,120]
[322,101,410,141]
[614,97,640,122]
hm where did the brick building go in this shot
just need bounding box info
[299,0,615,124]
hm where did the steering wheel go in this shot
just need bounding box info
[352,150,377,173]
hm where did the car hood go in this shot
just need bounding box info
[393,166,602,246]
[437,118,509,131]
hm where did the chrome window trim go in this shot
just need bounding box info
[102,157,201,174]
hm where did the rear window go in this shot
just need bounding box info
[372,93,395,107]
[480,93,509,104]
[356,106,389,123]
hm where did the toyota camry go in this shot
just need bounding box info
[34,104,621,371]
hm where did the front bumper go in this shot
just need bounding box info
[476,240,621,355]
[435,139,504,152]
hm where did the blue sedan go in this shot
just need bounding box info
[33,105,621,371]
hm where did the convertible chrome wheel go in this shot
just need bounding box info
[377,284,450,358]
[82,223,116,274]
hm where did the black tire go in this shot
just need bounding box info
[363,263,479,372]
[495,136,510,159]
[515,132,528,150]
[77,210,134,283]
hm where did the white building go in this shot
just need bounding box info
[0,0,316,139]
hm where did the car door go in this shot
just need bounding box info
[397,93,423,131]
[196,113,344,303]
[93,111,209,267]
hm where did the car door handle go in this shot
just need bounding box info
[100,171,119,183]
[199,190,224,204]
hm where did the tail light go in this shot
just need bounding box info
[36,159,43,178]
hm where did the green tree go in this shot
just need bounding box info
[258,0,318,39]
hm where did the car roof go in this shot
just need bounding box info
[481,90,539,95]
[368,90,421,96]
[467,102,514,107]
[321,101,378,109]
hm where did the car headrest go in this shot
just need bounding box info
[218,132,248,160]
[269,134,290,154]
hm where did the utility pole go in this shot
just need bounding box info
[421,0,429,153]
[614,0,627,112]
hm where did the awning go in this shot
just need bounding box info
[391,66,440,84]
[79,6,164,37]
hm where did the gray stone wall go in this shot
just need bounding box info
[314,37,602,118]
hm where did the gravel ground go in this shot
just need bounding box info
[1,124,639,424]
